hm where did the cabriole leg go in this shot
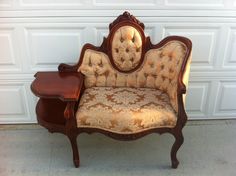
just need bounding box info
[68,134,80,168]
[171,132,184,168]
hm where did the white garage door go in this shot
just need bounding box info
[0,0,236,123]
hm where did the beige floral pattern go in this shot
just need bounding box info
[76,87,177,134]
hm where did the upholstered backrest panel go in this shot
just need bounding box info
[78,41,189,113]
[111,26,142,71]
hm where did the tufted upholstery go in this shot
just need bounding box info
[111,26,142,71]
[76,87,177,133]
[78,41,189,113]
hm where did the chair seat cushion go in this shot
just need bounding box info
[76,87,177,134]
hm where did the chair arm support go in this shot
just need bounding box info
[178,76,187,95]
[64,100,78,134]
[64,101,77,120]
[174,89,187,129]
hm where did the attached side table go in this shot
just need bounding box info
[31,72,84,133]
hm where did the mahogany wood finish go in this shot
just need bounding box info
[31,72,84,101]
[31,11,192,169]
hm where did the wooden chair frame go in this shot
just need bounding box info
[31,11,192,169]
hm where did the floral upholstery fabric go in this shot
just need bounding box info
[76,87,177,134]
[78,41,189,112]
[111,26,142,71]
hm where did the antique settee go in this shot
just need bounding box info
[31,11,192,168]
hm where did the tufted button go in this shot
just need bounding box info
[161,75,165,81]
[160,52,164,58]
[169,68,174,73]
[176,60,180,65]
[126,48,129,53]
[161,65,165,70]
[132,37,135,42]
[130,57,134,62]
[104,70,110,77]
[120,37,124,42]
[115,48,119,53]
[162,87,167,92]
[120,57,124,62]
[168,52,173,58]
[149,62,154,68]
[136,48,140,52]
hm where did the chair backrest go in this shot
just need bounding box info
[77,11,192,112]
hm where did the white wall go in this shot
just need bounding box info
[0,0,236,123]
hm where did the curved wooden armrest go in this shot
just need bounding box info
[31,71,84,101]
[58,63,78,72]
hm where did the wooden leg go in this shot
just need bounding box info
[68,134,80,168]
[171,132,184,169]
